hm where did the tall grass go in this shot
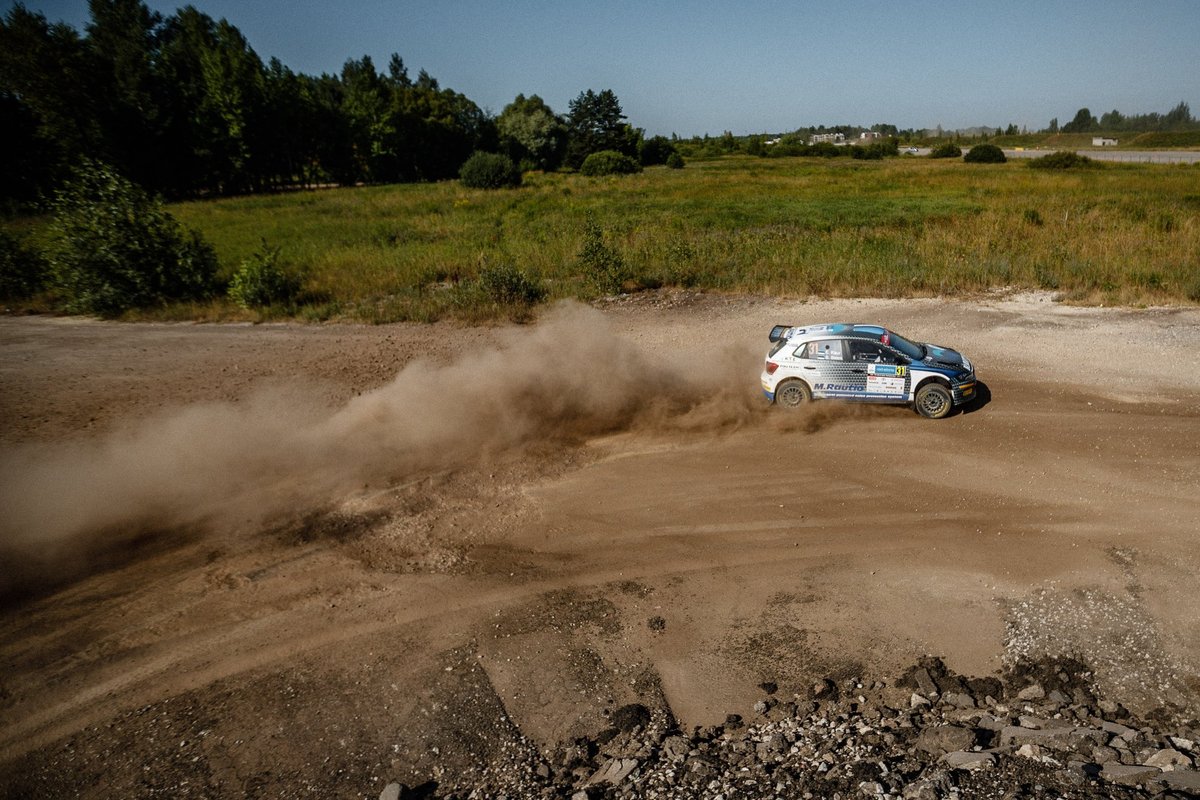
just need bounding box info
[16,156,1199,320]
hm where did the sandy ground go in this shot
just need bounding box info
[1,291,1199,797]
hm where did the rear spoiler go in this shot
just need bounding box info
[769,325,794,343]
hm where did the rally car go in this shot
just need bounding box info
[760,323,977,419]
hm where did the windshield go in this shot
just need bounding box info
[886,330,925,360]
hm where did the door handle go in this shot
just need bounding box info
[803,366,816,370]
[851,369,865,374]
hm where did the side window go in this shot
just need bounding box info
[801,339,843,360]
[850,340,895,363]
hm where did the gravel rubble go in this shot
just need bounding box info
[382,656,1200,799]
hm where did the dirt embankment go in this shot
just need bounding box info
[1,292,1199,797]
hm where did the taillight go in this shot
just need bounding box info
[765,361,779,374]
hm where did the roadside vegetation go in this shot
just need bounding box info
[5,156,1195,321]
[2,4,1197,322]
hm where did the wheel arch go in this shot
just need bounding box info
[913,374,951,395]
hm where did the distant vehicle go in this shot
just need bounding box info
[906,146,920,154]
[760,323,977,419]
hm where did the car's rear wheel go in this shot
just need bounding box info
[775,379,811,409]
[915,383,952,419]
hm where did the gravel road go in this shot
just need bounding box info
[1,291,1198,797]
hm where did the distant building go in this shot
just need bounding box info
[810,132,845,145]
[1093,137,1118,147]
[859,130,883,140]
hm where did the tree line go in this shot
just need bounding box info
[1050,103,1196,134]
[1,0,674,211]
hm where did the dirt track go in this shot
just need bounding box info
[1,292,1199,797]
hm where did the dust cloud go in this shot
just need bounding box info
[0,304,789,596]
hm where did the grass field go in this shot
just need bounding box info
[12,155,1200,321]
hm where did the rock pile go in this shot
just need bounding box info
[382,657,1200,799]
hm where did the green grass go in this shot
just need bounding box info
[7,155,1200,320]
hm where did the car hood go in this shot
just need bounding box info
[921,343,970,371]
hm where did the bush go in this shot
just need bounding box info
[477,261,546,306]
[579,150,642,176]
[964,143,1007,163]
[45,161,217,316]
[1028,151,1096,170]
[578,217,631,294]
[665,152,685,169]
[459,151,521,189]
[928,143,962,159]
[0,230,46,299]
[228,241,305,309]
[638,136,677,166]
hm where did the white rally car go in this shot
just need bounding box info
[761,323,977,419]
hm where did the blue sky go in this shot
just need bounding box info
[8,0,1199,137]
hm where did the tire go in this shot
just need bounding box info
[915,383,953,419]
[774,379,811,409]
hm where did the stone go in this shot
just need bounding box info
[912,669,938,697]
[999,724,1106,752]
[1100,763,1160,786]
[915,725,976,755]
[901,779,939,800]
[1159,768,1200,792]
[1091,745,1121,764]
[1143,747,1193,770]
[858,780,884,795]
[586,758,639,786]
[1169,736,1195,752]
[662,735,690,760]
[379,784,401,800]
[941,691,975,709]
[1017,684,1046,701]
[1016,743,1045,760]
[1101,720,1135,738]
[941,750,995,770]
[910,693,930,709]
[1047,689,1070,705]
[975,714,1008,731]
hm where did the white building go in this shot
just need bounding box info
[810,132,846,145]
[1092,137,1118,147]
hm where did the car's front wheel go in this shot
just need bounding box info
[774,379,811,409]
[915,383,953,419]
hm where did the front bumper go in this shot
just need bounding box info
[951,375,977,405]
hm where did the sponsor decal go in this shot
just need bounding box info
[867,374,906,394]
[868,364,907,377]
[813,383,860,392]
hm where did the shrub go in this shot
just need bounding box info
[477,261,546,306]
[1023,209,1044,226]
[0,230,46,299]
[665,152,685,169]
[1028,151,1096,170]
[228,241,305,309]
[459,151,521,189]
[638,136,677,166]
[45,160,217,316]
[579,150,642,176]
[964,144,1007,163]
[928,143,962,159]
[578,217,631,294]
